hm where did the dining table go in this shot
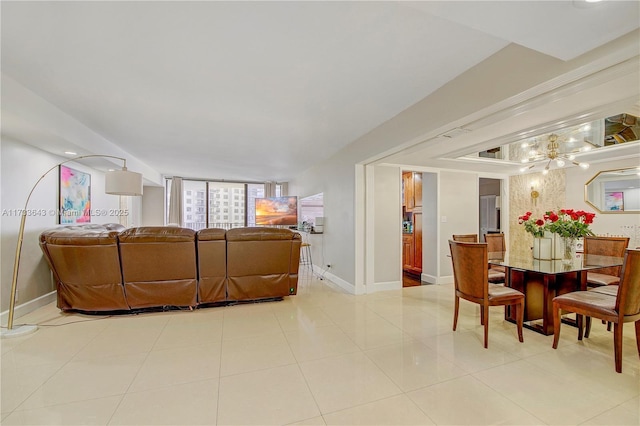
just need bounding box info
[488,252,624,336]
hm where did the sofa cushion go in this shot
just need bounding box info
[226,227,300,241]
[118,226,196,243]
[197,228,226,241]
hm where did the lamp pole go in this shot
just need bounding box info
[2,155,139,337]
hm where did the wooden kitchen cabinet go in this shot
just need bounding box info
[412,212,422,271]
[413,173,422,210]
[403,171,422,212]
[403,212,422,276]
[402,172,413,209]
[402,234,414,270]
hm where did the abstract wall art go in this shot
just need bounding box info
[59,165,91,224]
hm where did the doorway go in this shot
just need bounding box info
[479,178,502,242]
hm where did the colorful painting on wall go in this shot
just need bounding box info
[604,191,624,211]
[59,165,91,224]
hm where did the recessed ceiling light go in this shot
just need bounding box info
[64,151,77,155]
[573,0,603,8]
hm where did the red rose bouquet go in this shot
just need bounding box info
[518,211,547,237]
[544,209,596,239]
[518,209,595,239]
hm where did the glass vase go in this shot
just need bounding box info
[562,237,576,263]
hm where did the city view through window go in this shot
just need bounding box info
[167,179,283,230]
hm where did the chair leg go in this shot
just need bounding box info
[613,322,623,373]
[483,305,489,349]
[577,314,584,341]
[516,300,524,343]
[453,296,459,331]
[480,306,485,325]
[607,322,612,332]
[552,302,561,349]
[307,245,313,274]
[585,316,591,338]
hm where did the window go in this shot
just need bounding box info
[182,180,207,230]
[246,183,264,226]
[168,178,268,230]
[208,181,247,229]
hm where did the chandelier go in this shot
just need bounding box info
[519,133,590,174]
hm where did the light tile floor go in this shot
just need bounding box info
[1,267,639,425]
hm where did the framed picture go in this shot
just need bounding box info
[604,191,624,211]
[59,165,91,224]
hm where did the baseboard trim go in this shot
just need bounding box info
[437,275,454,285]
[369,280,402,293]
[421,273,437,284]
[1,291,56,327]
[315,267,358,295]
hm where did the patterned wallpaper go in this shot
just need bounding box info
[509,169,566,259]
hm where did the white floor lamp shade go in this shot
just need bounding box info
[105,169,143,196]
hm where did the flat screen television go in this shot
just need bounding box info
[255,196,298,226]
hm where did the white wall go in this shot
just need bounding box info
[566,156,640,248]
[289,153,358,287]
[421,172,438,283]
[1,138,126,314]
[439,171,479,279]
[141,185,166,226]
[371,165,401,290]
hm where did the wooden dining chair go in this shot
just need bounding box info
[452,234,478,242]
[582,236,629,333]
[584,236,629,287]
[448,240,524,348]
[485,233,506,283]
[552,249,640,373]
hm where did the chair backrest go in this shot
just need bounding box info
[584,236,629,277]
[448,240,488,302]
[452,234,478,243]
[616,249,640,318]
[484,233,505,252]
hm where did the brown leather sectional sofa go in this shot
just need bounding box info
[39,224,302,313]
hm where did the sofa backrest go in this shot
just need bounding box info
[225,227,302,300]
[118,226,198,308]
[39,224,128,311]
[40,224,303,312]
[196,228,227,304]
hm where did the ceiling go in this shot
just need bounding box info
[2,1,639,182]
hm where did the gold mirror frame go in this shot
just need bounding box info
[584,167,640,213]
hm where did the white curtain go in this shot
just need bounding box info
[168,177,183,226]
[264,181,276,198]
[279,182,288,196]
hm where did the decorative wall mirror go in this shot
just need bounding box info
[584,167,640,213]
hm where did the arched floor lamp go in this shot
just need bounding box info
[1,155,143,338]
